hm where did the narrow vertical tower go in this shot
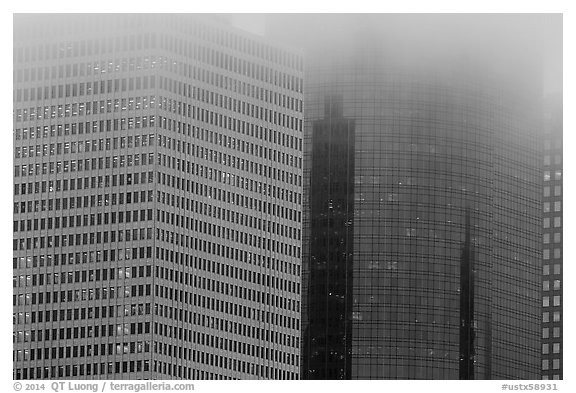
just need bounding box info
[303,96,355,379]
[540,93,563,380]
[459,209,475,379]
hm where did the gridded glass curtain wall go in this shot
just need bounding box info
[13,14,303,380]
[302,42,542,379]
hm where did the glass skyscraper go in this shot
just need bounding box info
[13,13,559,382]
[301,27,544,379]
[13,14,303,380]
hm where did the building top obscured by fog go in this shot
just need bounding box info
[263,14,561,94]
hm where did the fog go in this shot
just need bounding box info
[14,14,562,94]
[232,14,561,94]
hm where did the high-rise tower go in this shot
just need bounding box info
[13,14,303,380]
[540,93,563,380]
[297,16,546,379]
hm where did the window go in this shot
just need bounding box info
[554,185,562,196]
[554,170,562,180]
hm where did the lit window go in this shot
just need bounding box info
[543,297,549,307]
[553,296,561,306]
[543,312,549,322]
[543,281,550,291]
[542,344,549,354]
[554,171,562,180]
[553,343,560,353]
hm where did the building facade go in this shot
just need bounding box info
[541,93,563,380]
[13,14,303,380]
[302,40,543,379]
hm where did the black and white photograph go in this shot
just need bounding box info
[6,5,567,389]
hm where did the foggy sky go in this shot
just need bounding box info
[231,14,562,94]
[14,13,562,94]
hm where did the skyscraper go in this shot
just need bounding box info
[13,14,303,380]
[540,93,563,380]
[298,17,546,379]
